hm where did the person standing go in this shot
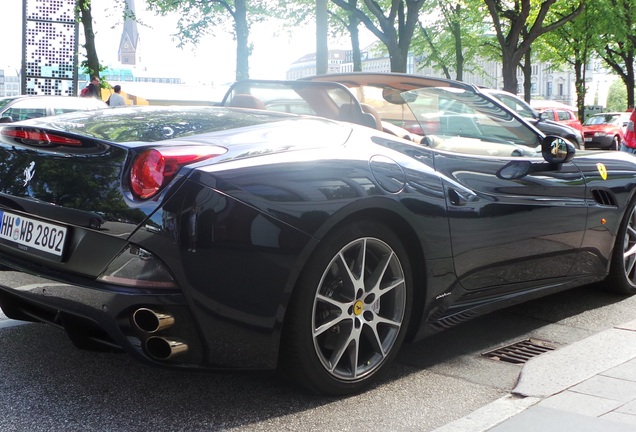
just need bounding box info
[621,107,636,154]
[81,76,101,99]
[107,85,126,107]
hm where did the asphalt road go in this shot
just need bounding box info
[1,283,635,432]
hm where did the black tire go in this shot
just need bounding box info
[611,136,620,151]
[603,198,636,295]
[281,220,412,395]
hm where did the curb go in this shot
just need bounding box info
[432,394,540,432]
[433,319,636,432]
[514,320,636,398]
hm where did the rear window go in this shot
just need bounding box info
[4,107,47,121]
[557,110,572,121]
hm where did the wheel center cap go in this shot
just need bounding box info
[353,300,364,316]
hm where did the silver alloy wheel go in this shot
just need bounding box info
[311,236,406,381]
[623,205,636,284]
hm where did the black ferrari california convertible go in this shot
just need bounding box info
[0,73,635,396]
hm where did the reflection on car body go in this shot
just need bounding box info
[0,73,635,397]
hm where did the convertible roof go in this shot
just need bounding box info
[303,72,477,92]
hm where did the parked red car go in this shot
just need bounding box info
[582,112,631,150]
[531,101,583,133]
[538,107,583,133]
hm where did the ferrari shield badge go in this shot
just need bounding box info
[596,163,608,180]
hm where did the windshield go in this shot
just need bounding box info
[402,87,542,156]
[584,114,624,126]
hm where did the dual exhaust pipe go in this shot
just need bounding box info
[132,308,188,360]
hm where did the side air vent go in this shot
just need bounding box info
[591,188,617,207]
[431,310,479,331]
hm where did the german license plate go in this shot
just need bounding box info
[0,210,67,260]
[584,137,592,142]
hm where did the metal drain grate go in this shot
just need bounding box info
[482,338,558,364]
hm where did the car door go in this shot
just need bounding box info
[434,150,586,291]
[402,86,587,292]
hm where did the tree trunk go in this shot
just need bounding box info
[574,59,586,120]
[522,50,532,101]
[451,5,463,81]
[77,0,100,90]
[389,48,408,72]
[627,55,635,108]
[316,0,328,75]
[234,0,249,81]
[348,13,362,71]
[501,54,519,94]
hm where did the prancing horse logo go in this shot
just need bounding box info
[23,161,35,186]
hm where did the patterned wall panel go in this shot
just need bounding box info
[23,0,78,95]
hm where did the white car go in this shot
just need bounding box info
[0,95,108,123]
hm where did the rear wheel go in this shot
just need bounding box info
[281,220,412,395]
[604,198,636,294]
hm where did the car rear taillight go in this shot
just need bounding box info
[130,146,226,199]
[0,128,82,146]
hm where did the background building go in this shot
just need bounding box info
[0,68,21,98]
[118,0,141,66]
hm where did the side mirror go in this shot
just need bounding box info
[542,135,575,164]
[0,116,13,124]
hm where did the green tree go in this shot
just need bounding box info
[595,0,636,108]
[277,0,367,72]
[482,0,585,95]
[146,0,270,81]
[413,0,487,81]
[536,1,601,119]
[329,0,427,72]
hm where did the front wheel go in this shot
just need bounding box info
[603,198,636,294]
[281,221,412,395]
[610,136,620,151]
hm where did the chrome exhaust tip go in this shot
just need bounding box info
[145,337,189,360]
[132,308,175,333]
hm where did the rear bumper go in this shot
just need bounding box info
[584,136,615,148]
[0,178,315,373]
[0,266,207,368]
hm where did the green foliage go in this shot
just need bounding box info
[606,79,629,112]
[145,0,276,80]
[146,0,272,46]
[412,0,489,81]
[79,61,108,80]
[595,0,636,107]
